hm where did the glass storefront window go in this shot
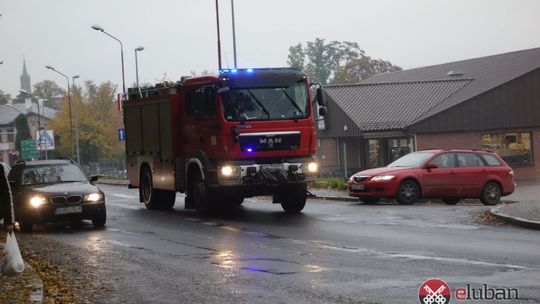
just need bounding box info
[481,132,533,166]
[368,139,382,168]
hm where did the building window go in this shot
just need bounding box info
[7,128,15,143]
[481,132,533,167]
[368,139,382,168]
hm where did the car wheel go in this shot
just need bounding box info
[281,183,307,213]
[396,180,420,205]
[360,197,379,205]
[92,208,107,228]
[442,198,460,205]
[480,182,501,205]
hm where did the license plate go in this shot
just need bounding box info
[55,206,82,215]
[261,164,284,170]
[351,184,364,190]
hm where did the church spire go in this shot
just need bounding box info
[20,59,31,94]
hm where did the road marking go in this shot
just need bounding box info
[382,253,527,270]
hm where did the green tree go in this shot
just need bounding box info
[287,38,402,84]
[0,89,11,105]
[32,80,65,109]
[287,43,305,70]
[14,114,32,152]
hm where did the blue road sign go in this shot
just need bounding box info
[118,128,125,141]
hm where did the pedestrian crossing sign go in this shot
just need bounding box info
[36,130,55,151]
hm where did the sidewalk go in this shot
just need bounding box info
[0,236,44,303]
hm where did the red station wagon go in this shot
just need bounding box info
[348,149,515,205]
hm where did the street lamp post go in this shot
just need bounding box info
[231,0,238,68]
[72,75,80,164]
[134,46,144,97]
[91,25,126,95]
[45,65,74,160]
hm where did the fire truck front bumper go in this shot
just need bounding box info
[216,160,319,187]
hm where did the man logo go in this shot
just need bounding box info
[259,137,282,149]
[419,278,451,304]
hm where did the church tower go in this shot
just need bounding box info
[20,59,31,94]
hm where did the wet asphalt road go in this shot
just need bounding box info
[33,184,540,304]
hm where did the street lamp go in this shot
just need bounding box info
[91,24,126,95]
[45,65,74,160]
[71,74,80,164]
[134,46,144,97]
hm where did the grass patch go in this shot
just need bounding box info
[310,177,348,191]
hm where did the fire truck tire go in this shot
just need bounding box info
[157,190,176,210]
[229,196,244,206]
[140,165,161,210]
[280,183,307,213]
[192,180,213,214]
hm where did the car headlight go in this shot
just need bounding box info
[306,162,318,173]
[84,193,103,202]
[371,175,395,181]
[30,196,47,208]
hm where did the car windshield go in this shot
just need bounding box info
[21,164,88,186]
[222,81,309,121]
[388,152,435,168]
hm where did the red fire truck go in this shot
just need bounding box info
[123,68,326,214]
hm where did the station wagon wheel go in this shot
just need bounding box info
[480,182,501,205]
[395,180,419,205]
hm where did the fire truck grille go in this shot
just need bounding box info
[239,132,301,152]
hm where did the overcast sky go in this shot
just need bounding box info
[1,0,539,96]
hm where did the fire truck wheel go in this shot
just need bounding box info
[192,180,212,214]
[280,183,307,213]
[140,166,160,210]
[229,196,244,206]
[157,190,176,209]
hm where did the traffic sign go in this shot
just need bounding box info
[36,130,55,151]
[118,128,125,141]
[21,139,39,160]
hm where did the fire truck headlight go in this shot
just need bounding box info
[307,162,318,173]
[221,166,234,177]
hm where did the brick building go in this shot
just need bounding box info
[317,47,540,180]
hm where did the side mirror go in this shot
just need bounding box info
[425,163,438,171]
[316,87,326,107]
[90,175,99,182]
[318,107,327,116]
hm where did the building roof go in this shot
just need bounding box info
[324,79,471,131]
[0,103,57,125]
[324,47,540,132]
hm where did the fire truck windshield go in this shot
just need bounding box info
[222,81,309,122]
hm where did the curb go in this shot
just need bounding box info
[490,206,540,230]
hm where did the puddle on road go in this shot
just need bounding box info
[211,250,324,275]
